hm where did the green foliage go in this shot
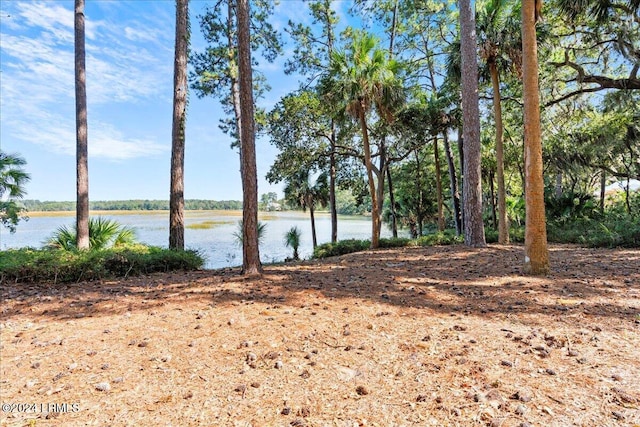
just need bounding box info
[232,220,267,247]
[485,227,525,243]
[46,217,136,251]
[0,246,204,284]
[545,190,598,223]
[1,151,31,233]
[547,191,640,248]
[506,196,525,227]
[312,231,463,259]
[415,231,463,246]
[284,226,302,260]
[547,217,640,248]
[313,239,371,258]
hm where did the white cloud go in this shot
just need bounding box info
[0,1,173,160]
[7,110,165,160]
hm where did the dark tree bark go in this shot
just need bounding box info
[74,0,89,250]
[169,0,189,251]
[443,131,462,235]
[386,167,398,238]
[330,120,338,243]
[434,137,445,231]
[459,0,486,247]
[237,0,261,275]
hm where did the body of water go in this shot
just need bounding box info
[0,211,401,269]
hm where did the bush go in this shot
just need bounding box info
[0,246,204,284]
[312,231,464,259]
[415,230,463,246]
[547,216,640,248]
[485,227,525,243]
[313,239,371,259]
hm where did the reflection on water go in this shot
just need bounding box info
[0,211,400,269]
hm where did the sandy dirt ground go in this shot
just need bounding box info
[1,244,639,427]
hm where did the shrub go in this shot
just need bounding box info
[46,217,136,250]
[313,239,370,259]
[284,226,302,260]
[312,231,463,259]
[0,246,204,284]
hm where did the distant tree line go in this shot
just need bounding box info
[21,199,242,212]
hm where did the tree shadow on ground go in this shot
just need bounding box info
[1,244,638,324]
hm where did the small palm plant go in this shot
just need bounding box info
[284,226,302,260]
[232,220,267,247]
[46,217,136,250]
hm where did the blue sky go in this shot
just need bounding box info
[0,0,355,202]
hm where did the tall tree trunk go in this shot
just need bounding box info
[310,203,318,248]
[386,167,398,238]
[228,1,242,170]
[358,104,380,249]
[415,148,424,237]
[443,131,462,235]
[329,120,338,243]
[459,0,486,247]
[237,0,261,275]
[327,19,338,244]
[522,0,549,275]
[489,169,497,229]
[458,127,465,232]
[74,0,89,250]
[490,60,509,244]
[434,137,445,231]
[169,0,189,251]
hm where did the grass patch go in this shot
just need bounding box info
[185,220,230,230]
[0,245,204,284]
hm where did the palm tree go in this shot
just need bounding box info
[0,151,31,233]
[477,0,521,244]
[324,33,404,249]
[237,0,261,275]
[459,0,487,247]
[284,170,329,249]
[169,0,190,251]
[46,217,136,251]
[74,0,89,250]
[522,0,549,274]
[284,226,302,260]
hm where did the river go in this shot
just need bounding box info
[0,211,399,269]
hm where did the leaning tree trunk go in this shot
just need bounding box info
[522,0,549,275]
[74,0,89,250]
[237,0,261,275]
[459,0,486,247]
[169,0,189,251]
[443,131,462,235]
[490,60,509,244]
[309,202,318,249]
[358,104,380,249]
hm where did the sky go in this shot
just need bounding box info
[0,0,355,202]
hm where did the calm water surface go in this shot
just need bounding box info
[0,211,399,269]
